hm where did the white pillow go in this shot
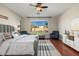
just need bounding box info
[12,32,19,38]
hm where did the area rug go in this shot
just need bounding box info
[37,40,61,56]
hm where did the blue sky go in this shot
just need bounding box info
[32,21,48,26]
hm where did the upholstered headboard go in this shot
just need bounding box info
[0,24,15,33]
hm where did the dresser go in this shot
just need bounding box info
[63,34,79,52]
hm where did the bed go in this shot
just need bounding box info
[0,33,39,56]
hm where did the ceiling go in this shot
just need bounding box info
[2,3,78,17]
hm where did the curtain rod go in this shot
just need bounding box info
[27,16,52,18]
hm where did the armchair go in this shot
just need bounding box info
[50,31,59,39]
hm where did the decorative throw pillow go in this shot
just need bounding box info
[3,32,12,40]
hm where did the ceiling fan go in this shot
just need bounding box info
[29,3,48,12]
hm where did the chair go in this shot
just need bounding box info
[50,31,59,39]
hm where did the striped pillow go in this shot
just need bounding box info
[3,32,12,40]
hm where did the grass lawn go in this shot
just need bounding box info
[32,31,47,35]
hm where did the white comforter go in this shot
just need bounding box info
[0,35,38,56]
[14,35,38,42]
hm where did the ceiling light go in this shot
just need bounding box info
[36,7,42,12]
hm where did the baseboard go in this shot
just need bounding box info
[64,43,79,53]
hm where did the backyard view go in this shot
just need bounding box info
[31,20,48,35]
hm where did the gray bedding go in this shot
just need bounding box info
[0,35,39,56]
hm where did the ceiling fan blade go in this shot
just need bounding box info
[35,3,42,7]
[41,6,48,8]
[29,4,35,7]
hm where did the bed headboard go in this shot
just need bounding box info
[0,24,15,33]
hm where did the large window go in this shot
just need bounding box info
[31,20,48,35]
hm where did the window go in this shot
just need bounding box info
[31,20,48,35]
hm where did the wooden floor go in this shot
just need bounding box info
[50,39,79,56]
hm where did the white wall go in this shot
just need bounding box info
[58,5,79,36]
[21,17,58,33]
[0,5,21,31]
